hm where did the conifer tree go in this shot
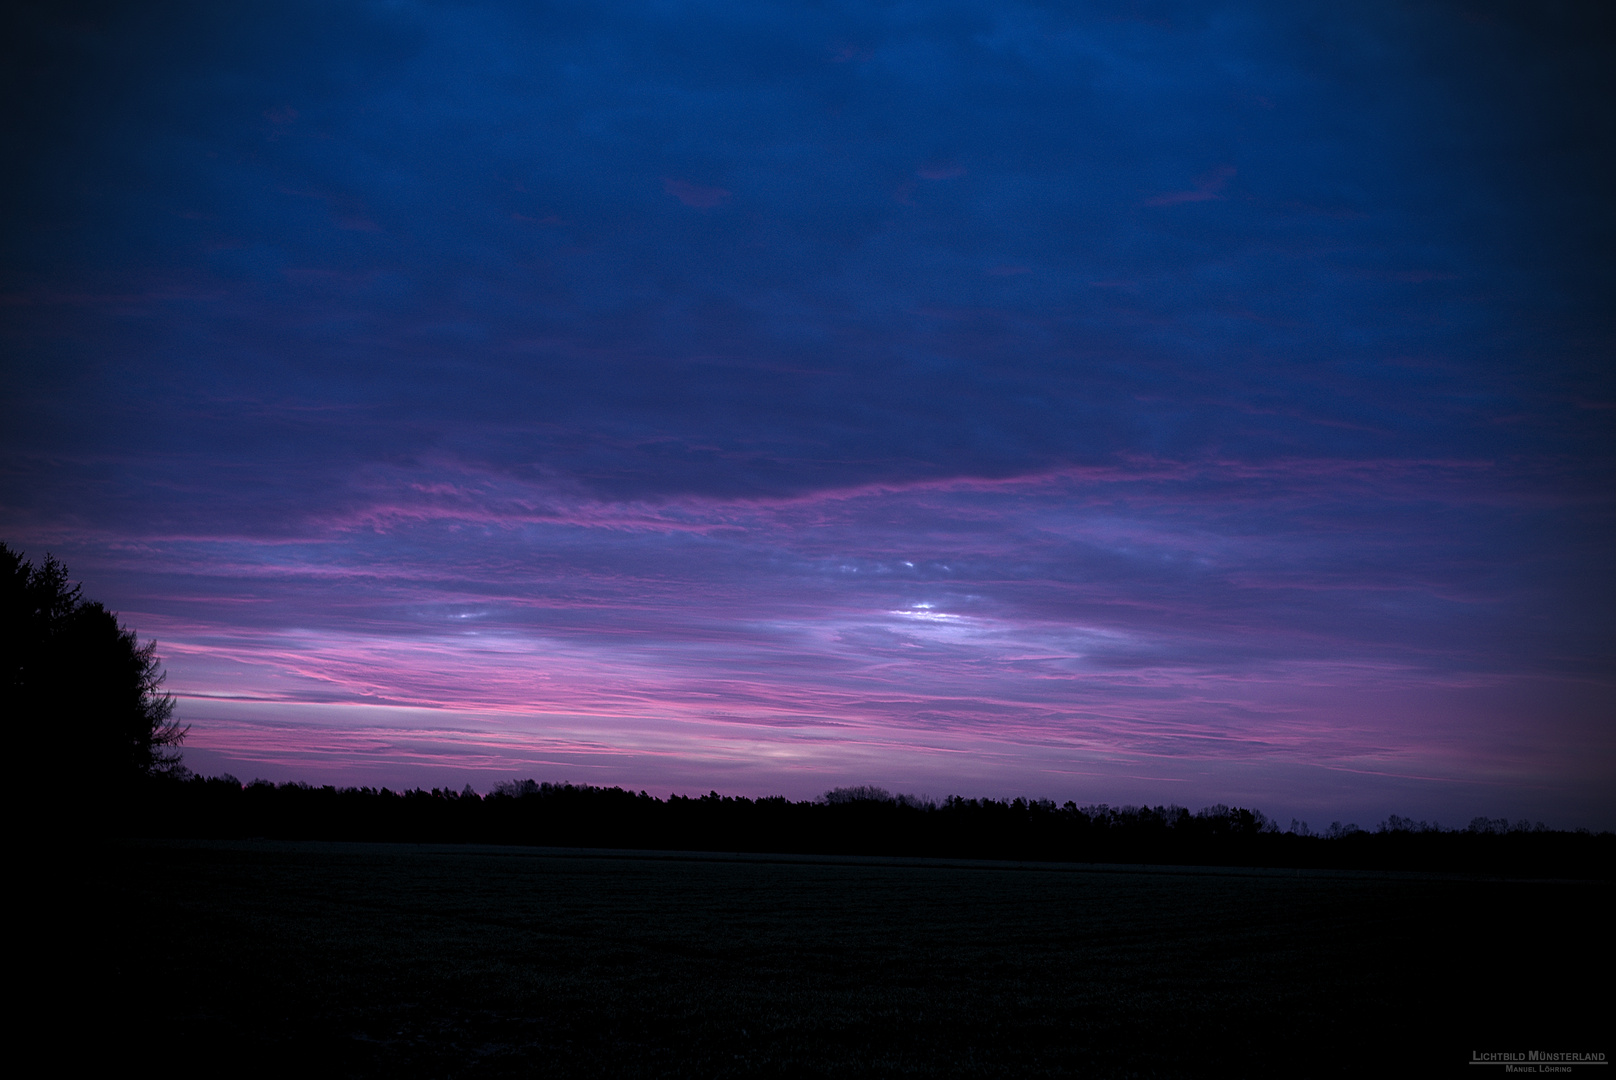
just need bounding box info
[3,543,186,788]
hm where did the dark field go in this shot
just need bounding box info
[82,841,1608,1076]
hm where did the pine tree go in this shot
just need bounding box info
[3,543,187,789]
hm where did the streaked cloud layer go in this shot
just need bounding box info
[3,0,1611,824]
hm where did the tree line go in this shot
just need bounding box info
[128,777,1614,879]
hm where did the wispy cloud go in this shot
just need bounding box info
[663,178,732,208]
[1146,165,1237,206]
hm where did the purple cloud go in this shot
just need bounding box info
[1146,165,1237,206]
[663,178,732,208]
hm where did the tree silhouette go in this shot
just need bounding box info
[3,543,186,793]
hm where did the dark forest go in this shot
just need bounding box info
[128,776,1613,880]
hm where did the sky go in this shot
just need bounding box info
[3,0,1612,827]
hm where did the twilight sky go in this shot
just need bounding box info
[3,0,1612,826]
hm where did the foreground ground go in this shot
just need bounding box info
[71,840,1610,1076]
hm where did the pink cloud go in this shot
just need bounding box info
[663,177,731,208]
[31,447,1606,823]
[334,214,381,232]
[1146,189,1220,206]
[1146,164,1237,206]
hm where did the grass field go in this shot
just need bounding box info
[79,840,1608,1076]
